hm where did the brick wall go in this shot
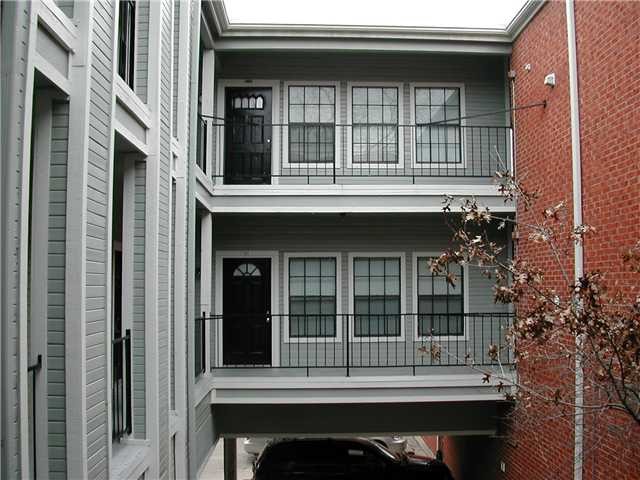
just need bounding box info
[574,1,640,478]
[491,1,640,480]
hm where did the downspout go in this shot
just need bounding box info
[565,1,584,479]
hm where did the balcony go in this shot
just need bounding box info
[195,116,514,212]
[200,312,513,376]
[199,119,512,185]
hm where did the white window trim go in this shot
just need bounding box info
[283,252,343,343]
[214,79,281,185]
[412,252,470,342]
[347,252,406,342]
[214,250,281,367]
[409,82,467,169]
[346,81,405,169]
[282,81,342,169]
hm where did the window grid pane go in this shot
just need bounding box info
[415,87,462,164]
[353,257,401,337]
[289,257,337,337]
[352,87,399,164]
[289,86,336,164]
[417,257,464,336]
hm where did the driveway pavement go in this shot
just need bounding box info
[199,436,434,480]
[199,439,255,480]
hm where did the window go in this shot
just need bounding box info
[417,257,464,336]
[118,0,136,88]
[415,87,462,164]
[289,257,337,337]
[288,86,336,163]
[353,257,401,337]
[352,87,398,164]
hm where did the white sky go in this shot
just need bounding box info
[223,0,528,30]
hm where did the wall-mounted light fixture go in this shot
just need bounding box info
[544,73,556,87]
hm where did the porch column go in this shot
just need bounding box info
[223,438,237,480]
[200,211,213,369]
[201,49,215,178]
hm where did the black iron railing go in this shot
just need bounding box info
[197,114,208,173]
[202,313,513,375]
[195,315,206,378]
[28,354,42,479]
[111,329,132,442]
[199,120,512,184]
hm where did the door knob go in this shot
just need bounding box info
[267,138,271,144]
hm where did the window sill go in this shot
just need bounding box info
[111,439,151,480]
[115,76,152,129]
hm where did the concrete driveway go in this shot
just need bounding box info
[199,438,255,480]
[199,437,434,480]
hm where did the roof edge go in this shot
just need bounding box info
[205,0,545,45]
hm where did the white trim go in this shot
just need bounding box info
[38,0,78,53]
[33,52,72,94]
[211,373,513,389]
[115,76,153,129]
[411,252,470,342]
[282,252,343,343]
[214,251,280,367]
[210,184,504,196]
[347,252,407,342]
[113,116,149,156]
[281,81,341,169]
[346,81,405,169]
[209,373,516,404]
[214,79,281,185]
[409,82,467,169]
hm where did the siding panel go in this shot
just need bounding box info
[85,2,115,477]
[48,101,69,479]
[133,161,146,438]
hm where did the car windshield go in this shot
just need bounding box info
[359,439,399,461]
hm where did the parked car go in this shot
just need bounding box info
[253,438,454,480]
[244,436,407,457]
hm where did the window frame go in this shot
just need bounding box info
[348,252,406,342]
[412,252,470,341]
[346,82,405,169]
[117,0,137,90]
[409,83,467,169]
[283,252,342,343]
[282,81,342,169]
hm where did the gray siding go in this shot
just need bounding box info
[158,0,174,477]
[135,0,150,103]
[172,0,180,139]
[194,398,215,471]
[133,161,146,438]
[48,101,69,479]
[212,214,509,368]
[85,2,116,477]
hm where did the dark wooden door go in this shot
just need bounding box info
[224,87,272,184]
[223,258,271,365]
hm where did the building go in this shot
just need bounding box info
[1,1,635,479]
[434,1,640,479]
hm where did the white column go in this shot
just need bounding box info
[200,212,213,370]
[201,50,215,177]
